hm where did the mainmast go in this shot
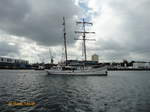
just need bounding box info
[75,18,95,62]
[62,17,68,65]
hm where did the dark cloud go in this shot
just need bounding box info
[0,0,81,46]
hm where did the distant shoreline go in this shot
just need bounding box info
[0,68,33,70]
[0,68,150,71]
[108,68,150,71]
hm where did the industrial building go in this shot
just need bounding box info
[133,61,150,69]
[0,57,29,69]
[91,54,99,62]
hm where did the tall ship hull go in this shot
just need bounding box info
[46,67,107,76]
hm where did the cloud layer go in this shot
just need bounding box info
[0,0,150,62]
[86,0,150,61]
[0,0,81,46]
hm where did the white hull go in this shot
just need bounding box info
[46,67,107,76]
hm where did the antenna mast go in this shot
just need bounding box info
[75,18,95,62]
[63,17,68,65]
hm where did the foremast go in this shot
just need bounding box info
[62,17,68,66]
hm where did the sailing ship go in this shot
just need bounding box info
[46,17,108,76]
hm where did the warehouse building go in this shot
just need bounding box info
[0,57,29,69]
[133,61,150,69]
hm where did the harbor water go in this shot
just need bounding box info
[0,70,150,112]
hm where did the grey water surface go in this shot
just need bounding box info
[0,70,150,112]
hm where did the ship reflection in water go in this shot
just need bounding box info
[0,70,150,112]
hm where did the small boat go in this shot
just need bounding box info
[34,65,45,70]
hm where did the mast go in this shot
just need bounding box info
[83,18,87,61]
[49,48,54,64]
[62,17,68,65]
[75,18,95,63]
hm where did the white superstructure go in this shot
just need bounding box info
[133,62,150,69]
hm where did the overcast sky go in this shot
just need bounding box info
[0,0,150,63]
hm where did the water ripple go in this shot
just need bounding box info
[0,70,150,112]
